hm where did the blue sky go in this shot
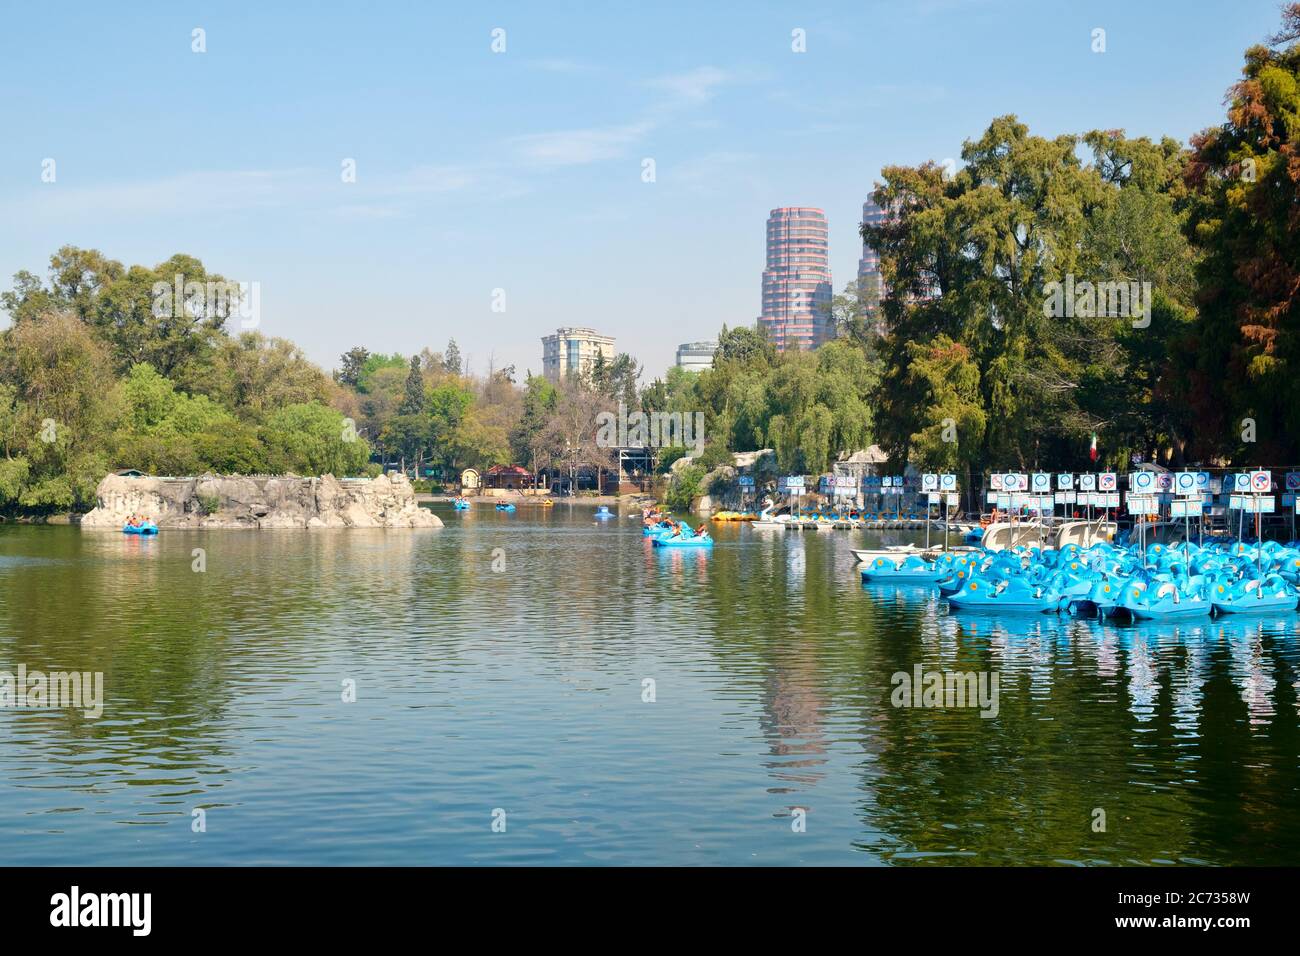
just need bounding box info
[0,0,1285,380]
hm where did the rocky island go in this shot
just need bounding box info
[80,472,442,529]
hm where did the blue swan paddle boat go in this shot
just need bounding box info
[1211,574,1299,614]
[946,576,1061,613]
[652,527,713,548]
[860,555,946,583]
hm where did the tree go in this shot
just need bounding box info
[400,355,425,415]
[824,278,883,348]
[510,373,557,477]
[1183,3,1300,461]
[261,402,370,476]
[443,339,463,375]
[337,347,370,388]
[0,312,122,511]
[0,246,124,326]
[714,324,775,366]
[188,332,332,418]
[542,378,617,493]
[866,115,1195,472]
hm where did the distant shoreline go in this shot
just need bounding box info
[419,492,653,508]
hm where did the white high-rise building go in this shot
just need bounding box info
[541,327,616,383]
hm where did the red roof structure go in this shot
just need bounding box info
[484,464,535,489]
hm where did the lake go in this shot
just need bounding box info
[2,504,1298,865]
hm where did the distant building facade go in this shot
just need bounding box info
[758,207,833,352]
[857,199,888,315]
[675,340,717,373]
[541,327,615,383]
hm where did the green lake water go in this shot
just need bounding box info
[1,504,1298,865]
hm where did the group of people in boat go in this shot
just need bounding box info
[124,513,153,528]
[642,507,709,539]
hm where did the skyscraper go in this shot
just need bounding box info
[758,207,833,352]
[857,199,887,311]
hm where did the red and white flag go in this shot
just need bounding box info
[1089,433,1098,462]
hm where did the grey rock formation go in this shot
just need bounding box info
[81,472,442,529]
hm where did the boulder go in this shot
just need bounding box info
[81,472,442,529]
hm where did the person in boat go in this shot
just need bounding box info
[694,524,709,538]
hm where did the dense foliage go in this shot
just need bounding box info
[5,8,1300,515]
[863,6,1300,473]
[0,247,367,513]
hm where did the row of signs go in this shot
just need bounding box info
[772,470,1300,500]
[1128,492,1300,515]
[987,492,1122,509]
[991,473,1119,492]
[991,470,1300,495]
[920,474,959,492]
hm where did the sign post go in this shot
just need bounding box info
[1079,473,1096,526]
[1287,471,1300,541]
[1250,470,1271,573]
[922,474,938,549]
[939,474,957,551]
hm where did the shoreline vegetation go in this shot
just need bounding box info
[4,11,1300,521]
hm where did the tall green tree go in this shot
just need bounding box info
[1183,3,1300,461]
[443,339,462,374]
[867,115,1195,472]
[400,355,426,415]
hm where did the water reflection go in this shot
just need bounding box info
[1,517,1299,865]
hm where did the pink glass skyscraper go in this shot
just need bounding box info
[758,207,833,352]
[857,199,887,308]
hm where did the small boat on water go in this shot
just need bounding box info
[495,503,516,513]
[652,532,714,548]
[1211,575,1300,614]
[851,544,925,565]
[946,576,1062,613]
[1122,583,1213,620]
[595,506,614,519]
[452,498,470,511]
[860,554,946,583]
[123,522,158,535]
[750,504,792,530]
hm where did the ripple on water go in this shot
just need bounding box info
[1,516,1299,864]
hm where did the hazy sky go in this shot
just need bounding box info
[0,0,1283,380]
